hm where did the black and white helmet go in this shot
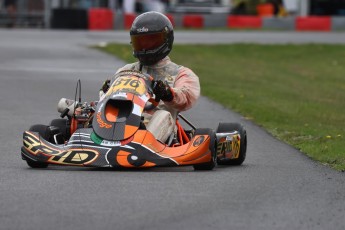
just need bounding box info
[130,11,174,66]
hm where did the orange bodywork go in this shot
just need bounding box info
[132,130,212,167]
[116,150,156,168]
[105,103,119,122]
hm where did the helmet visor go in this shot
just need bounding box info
[131,32,167,52]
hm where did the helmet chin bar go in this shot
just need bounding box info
[134,42,170,66]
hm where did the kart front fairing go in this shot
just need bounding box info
[22,127,212,168]
[93,70,156,141]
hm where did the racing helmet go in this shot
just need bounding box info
[130,11,174,66]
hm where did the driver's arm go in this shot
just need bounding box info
[165,67,200,111]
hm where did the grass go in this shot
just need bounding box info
[95,43,345,171]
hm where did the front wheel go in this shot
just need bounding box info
[216,123,247,165]
[193,128,217,171]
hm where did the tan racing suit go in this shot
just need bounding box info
[101,56,200,143]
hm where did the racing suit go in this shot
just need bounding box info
[100,56,200,143]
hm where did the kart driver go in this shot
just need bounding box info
[100,11,200,143]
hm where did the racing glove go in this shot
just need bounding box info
[100,79,111,93]
[152,80,174,102]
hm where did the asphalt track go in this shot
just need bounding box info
[0,29,344,230]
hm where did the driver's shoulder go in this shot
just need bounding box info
[116,62,140,74]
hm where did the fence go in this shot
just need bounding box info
[0,0,44,28]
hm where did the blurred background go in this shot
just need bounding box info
[0,0,345,29]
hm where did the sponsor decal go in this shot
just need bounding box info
[24,133,60,156]
[101,140,121,147]
[91,132,134,147]
[232,135,241,159]
[217,134,241,159]
[96,112,112,129]
[47,149,99,165]
[193,135,205,147]
[137,27,148,33]
[24,132,99,165]
[217,141,232,155]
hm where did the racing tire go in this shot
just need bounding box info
[49,118,69,140]
[25,125,50,168]
[193,128,217,171]
[216,123,247,165]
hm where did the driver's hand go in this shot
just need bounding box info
[152,80,174,102]
[100,79,111,93]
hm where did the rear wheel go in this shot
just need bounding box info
[24,125,50,168]
[193,128,217,170]
[216,123,247,165]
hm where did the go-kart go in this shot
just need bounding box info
[21,70,247,170]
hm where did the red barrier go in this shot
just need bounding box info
[88,8,113,30]
[296,17,331,31]
[183,15,204,28]
[124,13,137,29]
[228,16,262,29]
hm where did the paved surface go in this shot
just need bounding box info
[0,29,344,230]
